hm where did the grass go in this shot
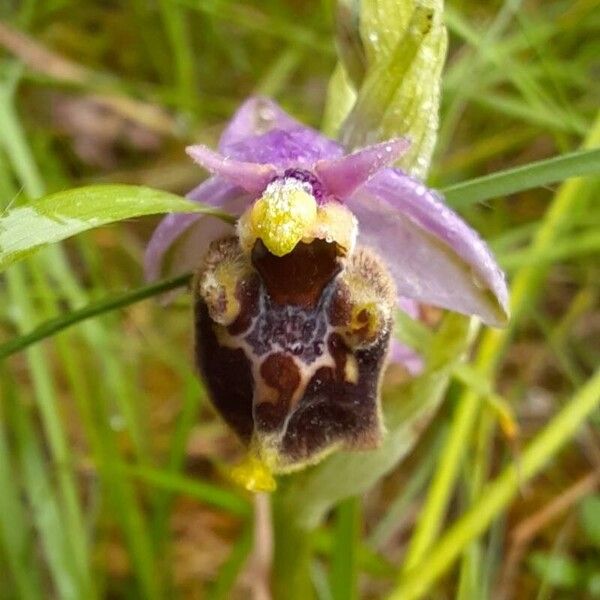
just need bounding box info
[0,0,599,599]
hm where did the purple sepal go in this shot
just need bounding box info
[224,128,344,166]
[347,168,509,326]
[218,96,303,154]
[315,139,409,199]
[216,96,343,165]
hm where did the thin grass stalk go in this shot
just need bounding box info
[157,0,198,109]
[1,359,85,599]
[0,382,44,600]
[0,273,192,360]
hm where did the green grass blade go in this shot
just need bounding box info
[122,463,251,517]
[176,0,331,53]
[149,376,206,554]
[4,376,82,600]
[443,148,600,208]
[0,385,44,600]
[207,523,253,600]
[4,264,94,598]
[402,110,600,584]
[312,530,395,579]
[0,272,192,360]
[500,224,600,271]
[157,0,198,109]
[392,366,600,600]
[1,82,162,598]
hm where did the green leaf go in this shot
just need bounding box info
[443,147,600,208]
[360,0,416,61]
[580,495,600,548]
[0,184,233,272]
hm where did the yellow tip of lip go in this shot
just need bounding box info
[229,454,277,493]
[250,180,318,257]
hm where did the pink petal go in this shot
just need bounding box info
[218,96,302,153]
[217,96,343,166]
[186,145,277,194]
[347,169,509,326]
[315,139,409,199]
[144,178,248,282]
[224,127,344,166]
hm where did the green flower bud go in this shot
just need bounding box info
[325,0,448,178]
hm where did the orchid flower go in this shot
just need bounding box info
[144,97,508,482]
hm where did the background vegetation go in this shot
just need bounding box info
[0,0,598,598]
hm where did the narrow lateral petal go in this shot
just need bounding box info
[315,138,409,199]
[144,178,248,282]
[186,145,277,194]
[347,169,509,326]
[218,96,302,154]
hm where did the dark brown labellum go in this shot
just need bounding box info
[194,235,396,472]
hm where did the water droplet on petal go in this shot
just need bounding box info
[470,268,487,290]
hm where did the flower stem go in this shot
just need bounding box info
[272,496,314,600]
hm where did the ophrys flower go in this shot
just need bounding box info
[145,97,508,484]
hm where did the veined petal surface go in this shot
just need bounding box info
[315,138,409,198]
[218,96,303,153]
[347,168,509,326]
[225,128,344,166]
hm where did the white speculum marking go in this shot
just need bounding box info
[215,284,341,423]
